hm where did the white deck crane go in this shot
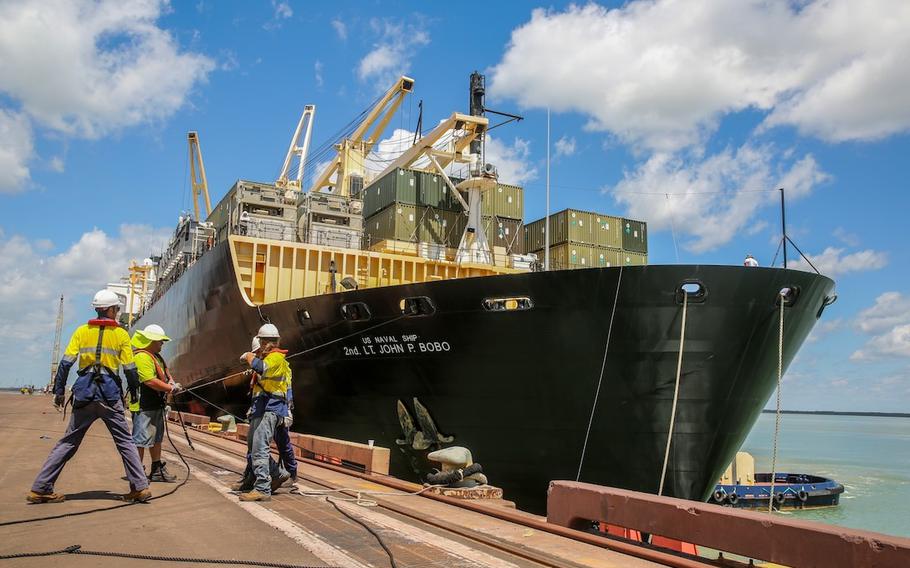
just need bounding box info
[276,105,316,194]
[308,76,414,196]
[187,131,213,221]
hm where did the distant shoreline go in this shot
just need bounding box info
[762,409,910,418]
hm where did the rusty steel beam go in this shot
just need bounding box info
[547,481,910,568]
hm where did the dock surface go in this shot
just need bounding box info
[0,392,663,568]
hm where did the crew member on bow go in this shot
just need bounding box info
[131,324,182,482]
[27,290,150,504]
[237,323,292,502]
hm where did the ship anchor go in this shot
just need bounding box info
[396,398,454,451]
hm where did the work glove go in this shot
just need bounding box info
[239,351,252,363]
[171,382,183,394]
[283,415,293,428]
[128,389,139,405]
[54,393,65,408]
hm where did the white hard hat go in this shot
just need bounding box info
[257,323,280,339]
[251,336,261,352]
[92,289,122,309]
[139,324,170,342]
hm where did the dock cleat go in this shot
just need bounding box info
[26,490,65,504]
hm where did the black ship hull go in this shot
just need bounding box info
[138,241,835,513]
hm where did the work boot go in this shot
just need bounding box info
[281,474,297,488]
[122,488,152,503]
[230,477,254,492]
[239,490,271,502]
[26,490,65,504]
[271,472,291,493]
[148,461,177,483]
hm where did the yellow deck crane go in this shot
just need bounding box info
[308,76,414,196]
[47,294,64,393]
[187,131,213,221]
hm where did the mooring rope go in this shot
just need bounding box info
[768,295,786,512]
[658,291,688,496]
[576,264,624,481]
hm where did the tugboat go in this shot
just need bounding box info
[712,452,845,510]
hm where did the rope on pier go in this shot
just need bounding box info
[768,295,786,512]
[576,264,624,481]
[658,290,688,496]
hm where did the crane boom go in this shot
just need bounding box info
[188,132,212,220]
[309,76,414,196]
[277,105,316,192]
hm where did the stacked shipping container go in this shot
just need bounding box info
[362,168,524,255]
[523,209,648,269]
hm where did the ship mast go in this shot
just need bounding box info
[276,105,316,196]
[188,131,213,221]
[48,294,64,392]
[308,76,414,196]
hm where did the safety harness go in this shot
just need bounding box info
[66,319,120,414]
[134,348,172,408]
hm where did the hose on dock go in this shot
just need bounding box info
[0,544,335,568]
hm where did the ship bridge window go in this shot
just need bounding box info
[340,302,371,322]
[676,281,707,304]
[482,297,533,312]
[400,296,435,317]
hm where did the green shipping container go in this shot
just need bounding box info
[482,216,523,252]
[593,214,623,248]
[419,207,463,247]
[622,251,648,266]
[362,169,418,218]
[417,171,462,212]
[481,183,524,220]
[529,243,624,270]
[621,218,648,253]
[364,203,419,245]
[524,209,598,250]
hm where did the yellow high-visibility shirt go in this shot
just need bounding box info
[252,351,291,399]
[62,323,136,376]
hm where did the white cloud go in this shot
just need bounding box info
[852,292,910,360]
[264,0,292,30]
[833,227,860,247]
[331,18,347,41]
[490,1,910,151]
[554,135,576,158]
[0,109,33,193]
[358,19,429,85]
[0,224,171,386]
[314,60,324,88]
[273,1,292,19]
[485,136,537,186]
[610,144,828,253]
[49,156,65,173]
[0,0,215,138]
[791,246,887,278]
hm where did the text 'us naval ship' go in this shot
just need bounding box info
[117,73,836,513]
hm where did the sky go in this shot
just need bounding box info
[0,0,908,412]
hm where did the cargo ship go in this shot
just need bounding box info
[122,73,836,514]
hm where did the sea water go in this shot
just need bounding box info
[741,413,910,538]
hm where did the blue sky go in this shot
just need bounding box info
[1,0,909,412]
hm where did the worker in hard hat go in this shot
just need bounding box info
[237,323,292,501]
[231,334,291,493]
[27,290,150,504]
[744,254,759,267]
[131,324,182,483]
